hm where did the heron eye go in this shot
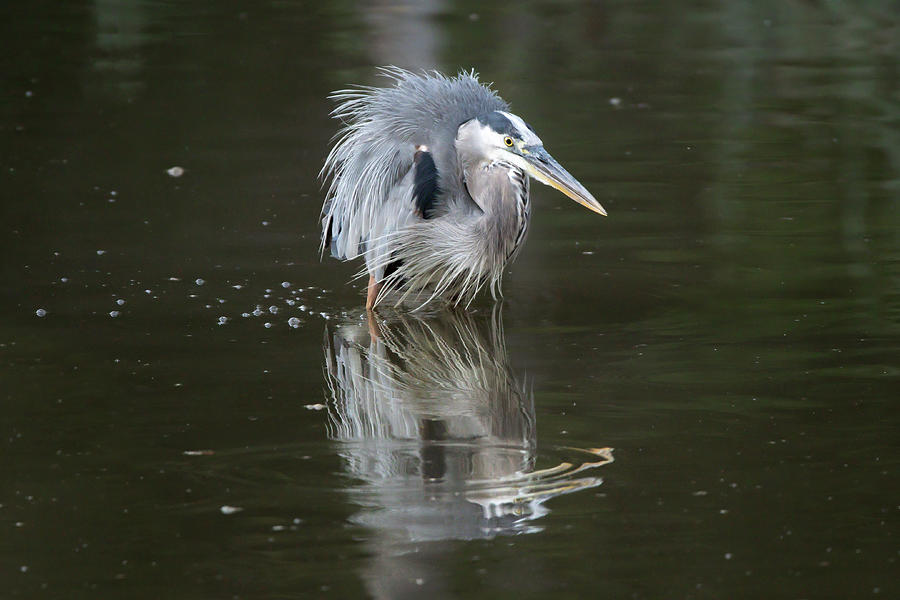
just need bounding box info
[503,136,514,147]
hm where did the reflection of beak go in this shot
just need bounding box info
[522,146,607,216]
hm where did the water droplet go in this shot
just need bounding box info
[35,308,47,317]
[220,505,242,515]
[268,306,278,314]
[109,311,120,318]
[167,166,184,177]
[281,281,291,288]
[288,317,301,328]
[195,278,205,286]
[217,316,227,325]
[116,299,125,306]
[263,322,273,328]
[96,250,106,256]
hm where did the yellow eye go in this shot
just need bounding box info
[503,136,514,147]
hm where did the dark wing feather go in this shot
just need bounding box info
[413,149,440,219]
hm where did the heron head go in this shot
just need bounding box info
[457,110,607,216]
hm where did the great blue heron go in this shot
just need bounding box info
[320,67,606,310]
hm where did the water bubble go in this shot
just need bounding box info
[288,317,301,328]
[167,166,184,177]
[195,278,205,286]
[219,505,242,515]
[116,299,125,306]
[268,306,278,314]
[109,311,120,318]
[251,307,263,317]
[217,316,228,325]
[60,277,68,283]
[263,322,273,328]
[96,250,106,256]
[281,281,291,288]
[35,308,47,317]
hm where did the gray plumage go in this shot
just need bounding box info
[320,67,606,309]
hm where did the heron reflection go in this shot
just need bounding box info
[322,309,613,542]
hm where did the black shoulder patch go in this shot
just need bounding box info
[476,111,514,136]
[413,150,440,219]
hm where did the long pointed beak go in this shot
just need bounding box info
[522,146,607,216]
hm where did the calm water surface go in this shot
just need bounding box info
[2,1,898,598]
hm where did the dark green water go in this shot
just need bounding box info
[2,1,898,598]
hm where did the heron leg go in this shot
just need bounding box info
[365,307,381,341]
[366,275,381,311]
